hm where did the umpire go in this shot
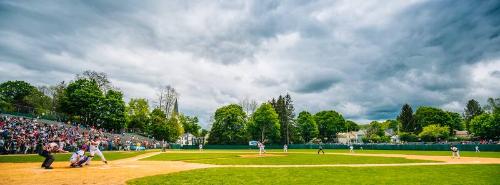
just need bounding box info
[39,140,67,169]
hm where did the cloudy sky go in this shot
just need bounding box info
[1,0,499,127]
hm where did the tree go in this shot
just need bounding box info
[207,104,248,144]
[50,81,67,113]
[156,85,178,118]
[297,111,319,143]
[0,93,12,112]
[239,98,258,116]
[100,89,127,132]
[150,108,168,141]
[414,107,453,133]
[366,121,385,138]
[149,108,183,142]
[179,114,201,136]
[469,113,499,139]
[127,98,150,132]
[77,70,112,92]
[397,104,415,133]
[447,111,464,131]
[382,119,400,132]
[269,94,296,144]
[165,116,183,142]
[314,110,345,142]
[200,129,209,137]
[399,132,419,142]
[23,90,52,115]
[464,99,483,131]
[60,79,104,126]
[0,80,39,112]
[483,98,500,114]
[249,103,280,143]
[418,124,450,142]
[345,120,360,132]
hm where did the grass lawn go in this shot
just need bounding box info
[142,153,436,165]
[0,151,149,163]
[326,149,500,158]
[128,164,500,185]
[170,149,500,158]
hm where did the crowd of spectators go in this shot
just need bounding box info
[0,116,160,155]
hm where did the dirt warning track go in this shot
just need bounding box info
[1,152,499,185]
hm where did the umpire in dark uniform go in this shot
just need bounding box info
[39,140,67,169]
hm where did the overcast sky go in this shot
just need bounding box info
[1,0,499,127]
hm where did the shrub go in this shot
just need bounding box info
[399,132,419,142]
[418,124,450,142]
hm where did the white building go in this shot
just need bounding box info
[337,130,366,144]
[177,133,205,145]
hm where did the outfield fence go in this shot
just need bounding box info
[177,143,500,151]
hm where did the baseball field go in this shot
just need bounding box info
[0,149,499,185]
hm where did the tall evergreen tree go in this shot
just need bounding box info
[270,94,296,144]
[464,99,483,131]
[397,104,415,133]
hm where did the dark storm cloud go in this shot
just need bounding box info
[1,0,499,125]
[294,78,338,93]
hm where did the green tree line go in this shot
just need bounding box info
[0,71,204,143]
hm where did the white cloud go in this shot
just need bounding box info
[0,0,499,127]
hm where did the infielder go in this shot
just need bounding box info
[451,145,460,159]
[87,137,107,165]
[258,142,264,155]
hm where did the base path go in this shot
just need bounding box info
[0,152,214,185]
[1,152,499,185]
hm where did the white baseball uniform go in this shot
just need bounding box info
[87,140,106,164]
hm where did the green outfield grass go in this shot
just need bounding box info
[142,152,436,165]
[170,149,500,158]
[0,151,149,163]
[127,164,500,185]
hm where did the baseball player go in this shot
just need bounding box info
[475,145,480,152]
[283,144,288,153]
[451,145,460,159]
[87,137,107,165]
[317,143,324,154]
[349,145,354,153]
[39,140,68,169]
[258,142,263,156]
[199,144,203,151]
[70,145,90,168]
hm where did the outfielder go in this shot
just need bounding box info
[87,136,107,165]
[317,144,324,154]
